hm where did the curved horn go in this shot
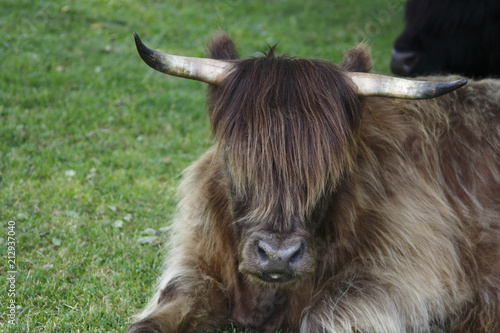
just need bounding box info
[347,72,467,99]
[134,33,234,85]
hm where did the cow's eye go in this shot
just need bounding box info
[308,196,330,226]
[310,206,323,225]
[231,201,247,220]
[229,189,249,220]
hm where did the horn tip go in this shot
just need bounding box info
[133,32,161,72]
[433,78,468,98]
[457,78,468,87]
[133,32,146,54]
[133,32,142,48]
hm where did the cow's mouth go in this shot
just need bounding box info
[239,264,309,289]
[242,270,301,289]
[259,272,294,283]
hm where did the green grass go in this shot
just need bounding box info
[0,0,404,331]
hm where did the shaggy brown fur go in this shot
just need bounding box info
[127,32,500,332]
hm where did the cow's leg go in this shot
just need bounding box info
[126,270,229,333]
[299,272,448,333]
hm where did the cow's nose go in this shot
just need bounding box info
[390,48,418,76]
[255,239,304,281]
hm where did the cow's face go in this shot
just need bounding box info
[208,53,362,288]
[390,0,497,77]
[228,174,328,288]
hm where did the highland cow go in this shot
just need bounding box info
[127,31,500,332]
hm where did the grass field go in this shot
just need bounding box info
[1,0,405,331]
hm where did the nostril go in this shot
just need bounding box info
[403,54,417,72]
[289,243,304,265]
[390,48,419,76]
[404,52,417,63]
[257,243,269,262]
[257,239,279,264]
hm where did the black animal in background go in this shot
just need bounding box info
[391,0,500,78]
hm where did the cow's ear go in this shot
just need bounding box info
[206,30,239,60]
[341,43,373,73]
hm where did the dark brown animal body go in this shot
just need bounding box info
[127,32,500,332]
[391,0,500,77]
